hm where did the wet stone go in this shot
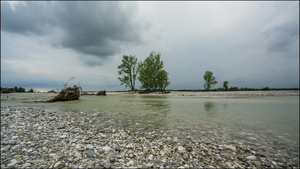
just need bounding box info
[86,150,95,158]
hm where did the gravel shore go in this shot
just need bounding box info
[1,106,299,168]
[108,90,299,98]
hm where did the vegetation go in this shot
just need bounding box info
[138,51,170,91]
[1,86,28,93]
[203,71,218,91]
[223,81,229,91]
[117,55,138,91]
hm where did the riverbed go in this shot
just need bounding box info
[1,91,299,168]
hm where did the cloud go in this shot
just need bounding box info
[261,3,299,55]
[1,1,147,64]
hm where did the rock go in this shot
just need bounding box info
[7,159,18,167]
[60,135,67,139]
[183,153,189,160]
[98,149,105,154]
[185,146,192,152]
[278,163,288,168]
[102,146,111,152]
[129,153,134,158]
[74,152,82,159]
[11,136,19,140]
[148,154,154,160]
[86,150,95,158]
[115,147,121,152]
[54,162,65,168]
[143,163,154,168]
[253,161,262,168]
[264,161,271,167]
[49,153,57,157]
[178,146,185,152]
[104,162,112,168]
[13,154,22,159]
[224,145,236,151]
[256,152,265,157]
[86,144,94,150]
[22,163,32,168]
[127,160,134,166]
[246,155,257,161]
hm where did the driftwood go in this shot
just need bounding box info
[46,85,81,102]
[96,90,106,96]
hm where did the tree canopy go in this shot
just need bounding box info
[203,71,218,91]
[138,52,170,90]
[117,55,138,91]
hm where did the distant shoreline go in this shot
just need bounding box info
[105,90,299,98]
[1,90,299,100]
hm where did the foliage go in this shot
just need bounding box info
[117,55,138,91]
[223,81,229,91]
[1,86,26,93]
[203,71,218,91]
[28,89,34,93]
[262,87,270,91]
[138,51,170,90]
[229,87,239,91]
[156,70,170,90]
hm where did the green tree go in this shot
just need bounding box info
[28,89,34,93]
[157,70,170,90]
[117,55,138,91]
[138,51,170,90]
[223,81,229,91]
[203,71,218,91]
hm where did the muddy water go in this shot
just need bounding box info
[1,94,299,163]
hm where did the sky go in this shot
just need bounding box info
[1,1,299,91]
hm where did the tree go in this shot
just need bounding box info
[223,81,229,91]
[117,55,138,91]
[138,51,170,90]
[157,70,170,90]
[28,89,34,93]
[203,71,217,91]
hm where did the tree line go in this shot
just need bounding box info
[117,51,223,92]
[1,86,34,93]
[118,52,294,92]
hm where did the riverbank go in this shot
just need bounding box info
[107,90,299,98]
[1,90,298,100]
[1,107,298,168]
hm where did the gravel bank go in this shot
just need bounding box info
[1,107,299,168]
[115,90,299,98]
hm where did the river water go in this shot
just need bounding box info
[1,94,299,164]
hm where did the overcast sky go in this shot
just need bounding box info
[1,1,299,91]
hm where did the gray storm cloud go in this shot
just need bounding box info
[2,1,146,65]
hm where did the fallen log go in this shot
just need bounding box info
[46,85,81,102]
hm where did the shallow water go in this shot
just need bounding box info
[1,94,299,163]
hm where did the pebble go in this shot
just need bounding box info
[246,155,257,160]
[7,159,18,167]
[148,154,154,160]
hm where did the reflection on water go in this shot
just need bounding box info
[117,96,171,130]
[204,102,216,115]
